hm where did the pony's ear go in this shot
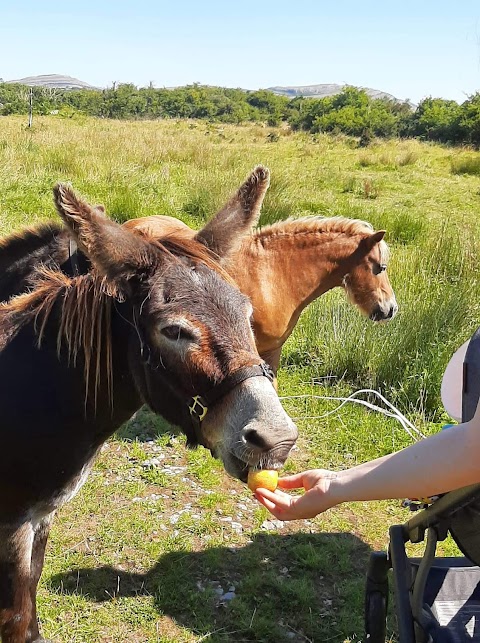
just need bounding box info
[363,230,386,251]
[53,183,157,286]
[195,165,270,258]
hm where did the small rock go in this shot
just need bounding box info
[222,591,236,601]
[261,519,284,530]
[142,458,162,468]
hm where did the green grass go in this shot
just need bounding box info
[1,115,478,641]
[450,153,480,175]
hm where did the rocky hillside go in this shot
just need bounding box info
[267,83,399,101]
[5,74,97,90]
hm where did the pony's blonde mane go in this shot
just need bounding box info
[254,215,374,239]
[252,216,389,263]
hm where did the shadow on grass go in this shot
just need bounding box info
[116,405,178,442]
[47,531,375,642]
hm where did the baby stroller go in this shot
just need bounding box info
[365,328,480,642]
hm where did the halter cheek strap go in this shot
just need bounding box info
[136,322,275,439]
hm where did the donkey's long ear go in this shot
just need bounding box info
[54,183,157,286]
[195,165,270,258]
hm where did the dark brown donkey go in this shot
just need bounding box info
[0,176,297,642]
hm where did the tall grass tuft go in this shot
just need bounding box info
[450,155,480,175]
[259,171,301,225]
[372,211,424,245]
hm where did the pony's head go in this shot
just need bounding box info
[52,168,297,482]
[343,230,398,322]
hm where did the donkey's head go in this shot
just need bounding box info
[53,168,297,481]
[343,230,398,322]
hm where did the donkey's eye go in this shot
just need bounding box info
[160,325,195,341]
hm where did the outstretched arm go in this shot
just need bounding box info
[255,402,480,521]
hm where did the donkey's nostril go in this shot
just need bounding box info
[244,429,269,450]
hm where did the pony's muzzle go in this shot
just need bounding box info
[370,300,398,322]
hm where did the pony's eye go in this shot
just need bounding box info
[160,325,195,341]
[373,263,387,275]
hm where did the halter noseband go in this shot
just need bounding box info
[186,361,275,431]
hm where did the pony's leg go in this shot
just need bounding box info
[260,347,282,391]
[27,513,55,643]
[0,521,35,643]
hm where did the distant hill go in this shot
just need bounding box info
[5,74,97,90]
[3,76,407,104]
[267,83,400,102]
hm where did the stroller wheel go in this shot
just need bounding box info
[365,591,387,642]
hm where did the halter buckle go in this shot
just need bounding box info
[260,362,275,383]
[188,395,208,422]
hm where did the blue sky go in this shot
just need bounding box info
[1,0,479,103]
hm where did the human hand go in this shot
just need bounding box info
[254,469,340,521]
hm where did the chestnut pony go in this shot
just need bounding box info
[0,172,297,642]
[124,169,398,377]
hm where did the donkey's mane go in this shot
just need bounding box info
[1,231,234,408]
[0,267,115,409]
[136,230,236,286]
[254,216,374,241]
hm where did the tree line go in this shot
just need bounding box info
[1,82,480,146]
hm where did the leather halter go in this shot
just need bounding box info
[186,362,275,431]
[137,324,275,441]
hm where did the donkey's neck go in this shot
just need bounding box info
[0,293,141,515]
[227,230,362,353]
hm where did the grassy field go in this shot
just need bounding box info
[1,115,480,642]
